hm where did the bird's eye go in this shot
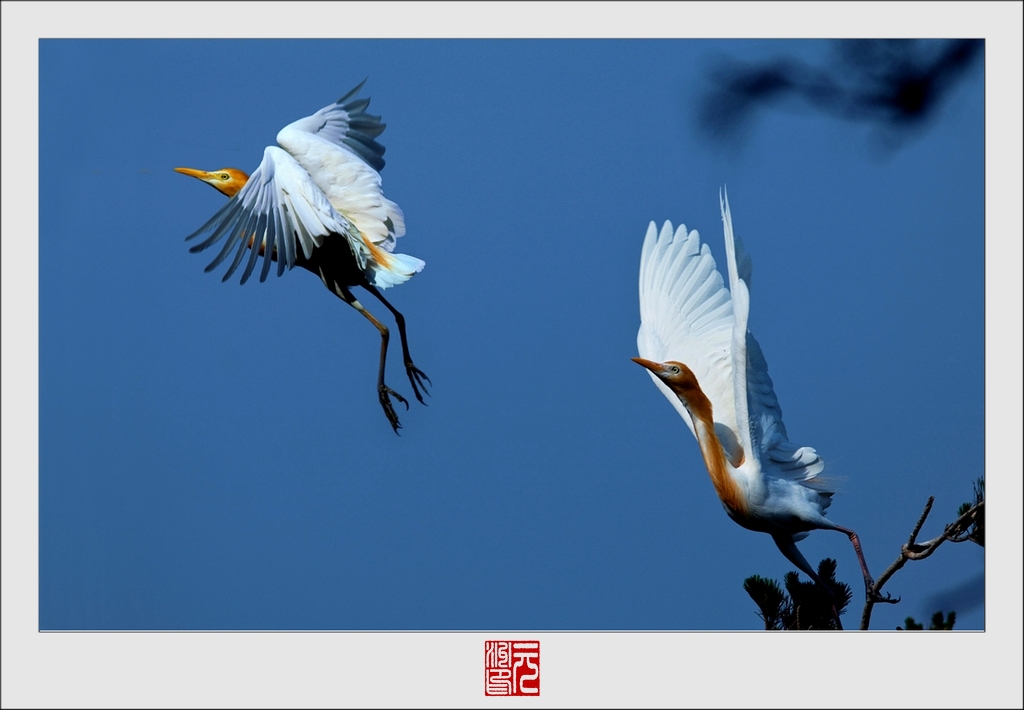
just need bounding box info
[670,365,681,374]
[220,173,230,180]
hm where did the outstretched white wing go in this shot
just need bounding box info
[184,146,368,285]
[720,190,824,483]
[281,80,389,172]
[637,219,739,444]
[637,194,824,485]
[181,83,420,289]
[276,81,406,251]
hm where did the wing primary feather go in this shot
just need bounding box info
[343,97,370,114]
[214,228,248,280]
[721,187,752,294]
[239,208,268,284]
[184,199,238,244]
[347,117,386,138]
[284,81,389,172]
[649,225,677,298]
[716,188,756,464]
[655,223,692,302]
[202,205,250,273]
[240,183,275,284]
[220,208,260,282]
[239,211,270,285]
[637,222,658,300]
[340,137,386,172]
[258,187,283,281]
[259,214,277,283]
[679,269,721,321]
[262,229,278,282]
[336,78,369,105]
[226,189,265,283]
[278,208,293,275]
[669,245,708,309]
[187,198,245,252]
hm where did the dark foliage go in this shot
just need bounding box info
[956,478,985,547]
[898,611,957,630]
[744,558,852,630]
[699,39,983,150]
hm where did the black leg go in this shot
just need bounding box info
[332,283,408,434]
[363,283,431,404]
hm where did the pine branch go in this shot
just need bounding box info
[744,559,849,630]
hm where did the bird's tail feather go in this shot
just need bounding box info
[370,252,425,289]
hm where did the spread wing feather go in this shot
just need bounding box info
[637,220,738,441]
[720,190,825,483]
[184,146,368,285]
[182,82,421,289]
[276,82,406,250]
[636,192,825,486]
[280,79,388,172]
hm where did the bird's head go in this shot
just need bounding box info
[174,167,249,197]
[632,358,709,411]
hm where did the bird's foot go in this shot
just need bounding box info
[405,362,431,404]
[869,589,901,605]
[865,579,900,605]
[378,384,410,434]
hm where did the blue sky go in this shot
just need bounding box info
[4,3,1023,707]
[35,36,987,632]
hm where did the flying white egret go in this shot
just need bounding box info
[633,190,896,626]
[175,81,429,433]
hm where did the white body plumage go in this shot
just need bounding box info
[180,81,423,289]
[176,82,430,433]
[634,190,884,612]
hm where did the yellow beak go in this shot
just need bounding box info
[173,167,210,180]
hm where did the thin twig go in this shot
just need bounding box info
[905,501,984,561]
[859,497,984,630]
[907,497,934,546]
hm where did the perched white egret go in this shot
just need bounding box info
[633,190,896,627]
[175,81,429,433]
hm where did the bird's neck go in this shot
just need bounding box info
[680,391,749,517]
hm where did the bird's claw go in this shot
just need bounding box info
[378,385,410,434]
[405,362,431,404]
[865,580,900,605]
[869,590,900,605]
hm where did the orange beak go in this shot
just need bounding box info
[632,357,666,374]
